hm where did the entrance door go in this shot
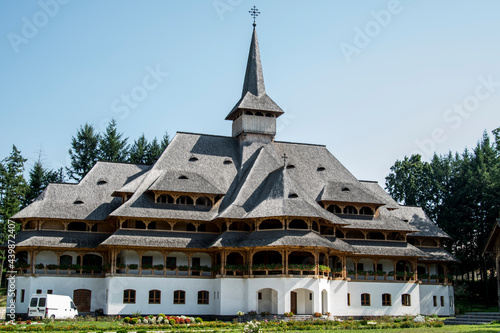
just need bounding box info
[73,289,91,312]
[291,291,297,314]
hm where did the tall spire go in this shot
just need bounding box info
[241,27,265,98]
[225,24,284,121]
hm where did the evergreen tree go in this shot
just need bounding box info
[67,123,100,181]
[129,134,149,164]
[0,146,28,283]
[99,119,129,162]
[24,161,61,205]
[160,132,170,151]
[146,137,162,164]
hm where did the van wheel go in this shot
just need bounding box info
[50,315,55,319]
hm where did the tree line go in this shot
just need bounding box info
[385,127,500,303]
[0,120,169,283]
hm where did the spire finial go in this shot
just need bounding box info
[249,6,260,27]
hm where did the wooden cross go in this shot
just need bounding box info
[249,6,260,26]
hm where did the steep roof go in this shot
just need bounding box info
[396,206,451,238]
[417,247,459,262]
[14,230,110,249]
[226,27,283,120]
[319,181,386,206]
[13,162,148,221]
[148,170,224,195]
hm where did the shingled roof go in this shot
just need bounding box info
[148,170,224,195]
[417,246,459,262]
[13,162,148,221]
[14,230,110,249]
[396,206,451,238]
[318,181,385,206]
[344,239,428,258]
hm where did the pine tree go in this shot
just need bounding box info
[146,137,162,164]
[67,123,100,181]
[99,119,129,162]
[129,134,149,164]
[160,132,170,151]
[24,161,62,205]
[0,146,28,283]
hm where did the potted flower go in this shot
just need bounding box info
[128,264,138,270]
[153,264,164,270]
[313,312,322,318]
[47,264,58,270]
[284,312,294,318]
[318,265,331,273]
[35,263,44,269]
[178,265,189,271]
[116,263,125,269]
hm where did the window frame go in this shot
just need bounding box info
[123,289,136,304]
[149,289,161,304]
[382,293,391,306]
[173,290,185,304]
[361,293,371,306]
[197,290,209,305]
[401,293,411,306]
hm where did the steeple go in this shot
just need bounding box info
[226,11,284,140]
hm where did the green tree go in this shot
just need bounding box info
[99,119,129,162]
[0,146,28,283]
[146,137,162,164]
[24,160,61,205]
[67,123,100,181]
[129,134,149,164]
[160,132,170,151]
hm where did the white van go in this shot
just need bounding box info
[28,294,78,319]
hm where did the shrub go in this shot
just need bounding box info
[128,264,138,269]
[137,329,147,333]
[313,312,322,318]
[129,318,138,325]
[123,317,130,323]
[169,318,175,325]
[195,317,203,323]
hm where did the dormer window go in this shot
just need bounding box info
[178,175,188,180]
[74,200,84,205]
[286,164,295,169]
[223,159,233,165]
[288,193,298,198]
[97,179,107,185]
[189,157,198,162]
[317,167,326,172]
[342,187,350,192]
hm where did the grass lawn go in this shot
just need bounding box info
[5,321,500,332]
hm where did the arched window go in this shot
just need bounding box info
[382,293,391,306]
[259,219,283,230]
[177,195,194,205]
[173,290,185,304]
[359,207,374,215]
[288,219,308,229]
[123,289,136,304]
[245,111,253,115]
[361,293,370,306]
[343,206,357,215]
[327,205,342,214]
[67,222,87,231]
[255,112,264,116]
[196,196,213,207]
[198,290,209,304]
[265,113,274,117]
[157,194,174,204]
[149,290,161,304]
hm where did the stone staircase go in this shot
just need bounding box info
[445,312,500,325]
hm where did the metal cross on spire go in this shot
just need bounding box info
[282,153,288,166]
[249,6,260,27]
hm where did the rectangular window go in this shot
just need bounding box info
[258,292,262,300]
[361,293,370,306]
[309,293,312,301]
[174,290,185,304]
[382,293,391,306]
[440,296,445,307]
[47,290,53,294]
[166,257,177,269]
[123,289,136,304]
[142,256,153,266]
[36,289,42,294]
[198,291,209,304]
[347,293,350,306]
[21,290,25,303]
[449,296,454,308]
[376,263,383,272]
[433,296,437,307]
[149,290,161,304]
[402,294,411,306]
[356,263,364,271]
[13,290,16,302]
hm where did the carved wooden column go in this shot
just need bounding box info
[314,251,319,276]
[187,253,192,276]
[137,250,145,275]
[342,255,347,279]
[143,220,151,230]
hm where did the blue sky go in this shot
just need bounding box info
[2,0,500,186]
